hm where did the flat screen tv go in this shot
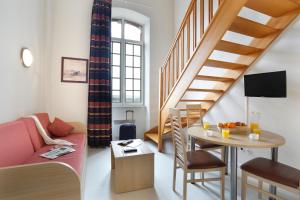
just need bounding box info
[244,71,286,98]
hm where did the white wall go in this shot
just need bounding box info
[174,0,191,32]
[173,1,300,169]
[205,18,300,169]
[45,0,174,139]
[0,0,46,123]
[44,0,92,124]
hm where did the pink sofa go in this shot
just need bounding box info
[0,113,87,200]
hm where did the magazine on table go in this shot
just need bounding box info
[40,146,76,159]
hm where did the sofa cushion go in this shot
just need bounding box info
[48,118,74,137]
[20,118,46,151]
[35,113,51,136]
[25,133,86,176]
[0,121,35,167]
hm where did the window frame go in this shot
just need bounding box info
[111,19,145,107]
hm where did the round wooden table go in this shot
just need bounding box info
[188,126,285,200]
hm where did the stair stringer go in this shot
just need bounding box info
[200,7,300,118]
[158,0,248,152]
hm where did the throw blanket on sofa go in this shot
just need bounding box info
[27,115,74,146]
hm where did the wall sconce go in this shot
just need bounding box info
[21,48,34,68]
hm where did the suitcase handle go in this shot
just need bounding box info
[126,110,134,120]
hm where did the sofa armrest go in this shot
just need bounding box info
[0,162,81,200]
[68,122,87,134]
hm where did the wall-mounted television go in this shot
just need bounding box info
[244,71,286,98]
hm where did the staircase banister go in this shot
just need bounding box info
[160,0,229,111]
[160,0,197,71]
[159,0,248,138]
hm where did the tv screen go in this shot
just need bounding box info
[244,71,286,98]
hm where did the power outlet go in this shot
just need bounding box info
[240,148,253,155]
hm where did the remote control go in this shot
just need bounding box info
[123,148,137,153]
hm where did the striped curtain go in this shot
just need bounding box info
[88,0,112,147]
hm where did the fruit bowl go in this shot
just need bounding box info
[218,122,250,135]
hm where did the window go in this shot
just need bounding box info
[111,19,144,106]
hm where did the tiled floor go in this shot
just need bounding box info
[84,139,298,200]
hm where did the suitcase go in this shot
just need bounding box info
[119,110,136,140]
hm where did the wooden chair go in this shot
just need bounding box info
[169,108,226,200]
[241,157,300,200]
[186,104,226,162]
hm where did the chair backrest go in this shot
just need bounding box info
[186,104,203,128]
[169,108,187,169]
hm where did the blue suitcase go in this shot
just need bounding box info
[119,110,136,140]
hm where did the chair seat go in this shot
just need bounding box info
[195,139,223,149]
[187,150,226,170]
[241,157,300,189]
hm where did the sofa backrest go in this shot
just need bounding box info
[0,121,34,167]
[20,118,46,151]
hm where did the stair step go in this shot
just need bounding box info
[195,75,235,82]
[229,16,279,38]
[180,99,215,103]
[205,59,247,70]
[245,0,300,17]
[145,133,159,143]
[187,88,224,93]
[215,40,262,55]
[180,108,207,112]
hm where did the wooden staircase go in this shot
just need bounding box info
[144,0,300,152]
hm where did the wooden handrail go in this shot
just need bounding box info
[159,0,224,107]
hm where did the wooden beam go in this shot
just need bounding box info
[229,17,279,38]
[215,40,263,55]
[187,88,224,93]
[195,75,235,82]
[245,0,300,17]
[205,59,247,70]
[180,99,215,103]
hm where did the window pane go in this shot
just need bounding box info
[126,67,133,78]
[113,54,120,66]
[126,55,133,66]
[134,91,141,103]
[113,42,120,54]
[126,79,133,90]
[134,68,140,79]
[124,22,141,41]
[134,45,141,56]
[134,56,140,67]
[126,91,133,102]
[134,79,140,90]
[112,66,120,78]
[112,91,120,103]
[112,20,122,38]
[112,78,120,90]
[126,44,133,55]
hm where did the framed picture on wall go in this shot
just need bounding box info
[61,57,89,83]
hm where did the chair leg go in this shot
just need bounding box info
[220,168,225,200]
[221,147,225,162]
[258,180,263,199]
[183,171,187,200]
[173,158,177,192]
[241,171,247,200]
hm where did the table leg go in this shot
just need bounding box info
[191,137,196,183]
[230,146,238,200]
[224,146,229,175]
[269,148,278,200]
